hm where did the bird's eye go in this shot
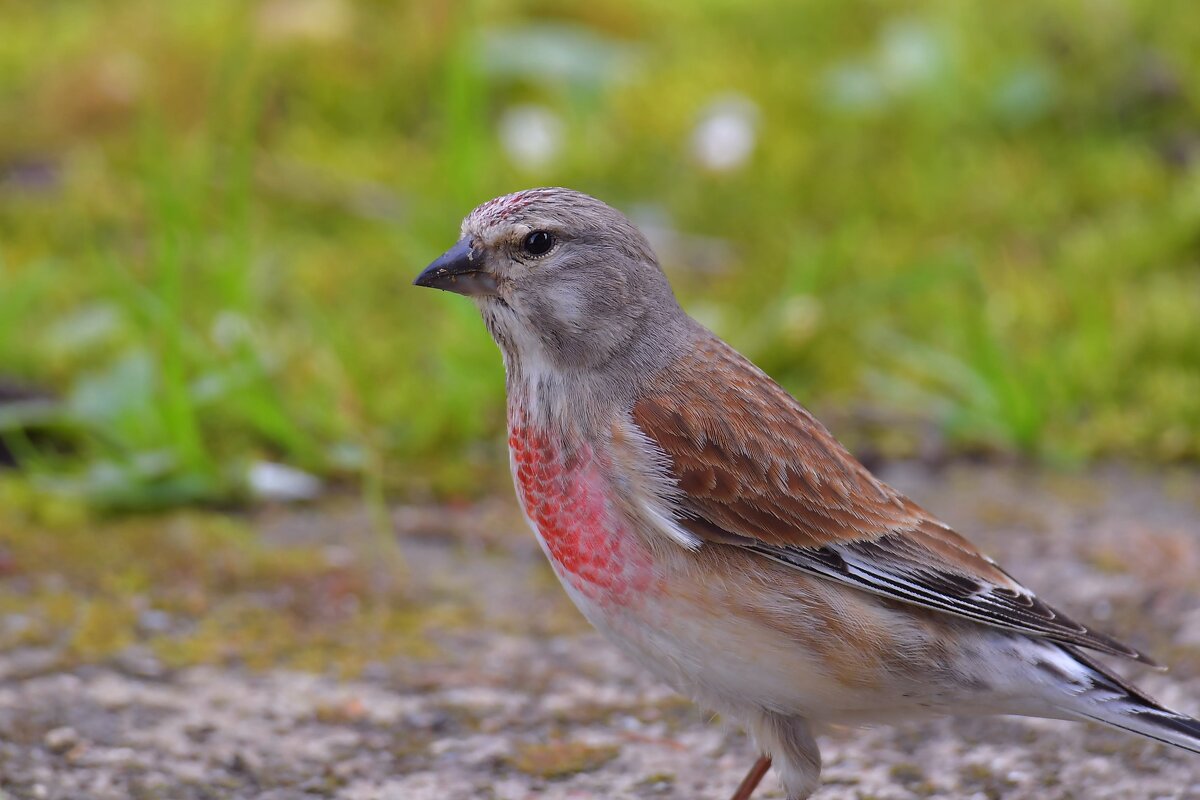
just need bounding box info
[522,230,554,256]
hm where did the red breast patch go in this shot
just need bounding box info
[508,419,653,606]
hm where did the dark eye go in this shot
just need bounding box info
[522,230,554,256]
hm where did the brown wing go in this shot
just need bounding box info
[631,330,1154,664]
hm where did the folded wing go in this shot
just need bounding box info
[630,331,1154,665]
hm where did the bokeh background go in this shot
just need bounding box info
[5,0,1200,513]
[1,0,1200,741]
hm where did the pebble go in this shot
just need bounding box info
[43,726,80,754]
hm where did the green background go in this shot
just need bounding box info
[3,0,1199,511]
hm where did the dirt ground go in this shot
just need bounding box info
[2,465,1200,799]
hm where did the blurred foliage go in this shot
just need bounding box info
[1,0,1199,509]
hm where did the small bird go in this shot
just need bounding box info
[414,187,1200,799]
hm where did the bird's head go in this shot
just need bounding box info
[414,188,686,375]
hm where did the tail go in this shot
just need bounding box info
[1055,645,1200,754]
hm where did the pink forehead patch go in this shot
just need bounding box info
[470,189,544,226]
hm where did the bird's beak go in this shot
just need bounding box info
[413,238,498,297]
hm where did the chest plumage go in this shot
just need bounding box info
[507,415,653,607]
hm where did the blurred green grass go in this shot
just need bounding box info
[1,0,1199,510]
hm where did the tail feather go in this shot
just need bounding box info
[1139,711,1200,753]
[1079,704,1200,755]
[1061,645,1200,755]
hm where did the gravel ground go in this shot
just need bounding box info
[2,465,1200,799]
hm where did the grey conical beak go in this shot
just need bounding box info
[413,239,498,296]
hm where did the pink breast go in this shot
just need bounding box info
[508,421,653,606]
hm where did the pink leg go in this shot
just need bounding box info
[730,755,772,800]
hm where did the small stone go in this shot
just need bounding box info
[43,727,80,754]
[230,749,264,777]
[137,609,173,634]
[114,646,167,679]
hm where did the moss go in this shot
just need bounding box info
[508,740,620,780]
[634,772,676,794]
[0,504,444,676]
[68,598,139,660]
[961,762,1018,799]
[1085,547,1132,575]
[637,771,675,785]
[888,761,926,785]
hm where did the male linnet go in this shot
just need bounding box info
[414,187,1200,799]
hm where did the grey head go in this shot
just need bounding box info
[414,188,691,379]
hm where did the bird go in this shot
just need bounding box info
[413,187,1200,799]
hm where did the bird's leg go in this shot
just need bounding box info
[730,755,772,800]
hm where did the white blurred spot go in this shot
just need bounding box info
[879,19,944,90]
[690,95,759,173]
[248,461,322,502]
[498,104,564,171]
[822,17,946,114]
[481,24,640,88]
[46,304,123,357]
[211,311,252,350]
